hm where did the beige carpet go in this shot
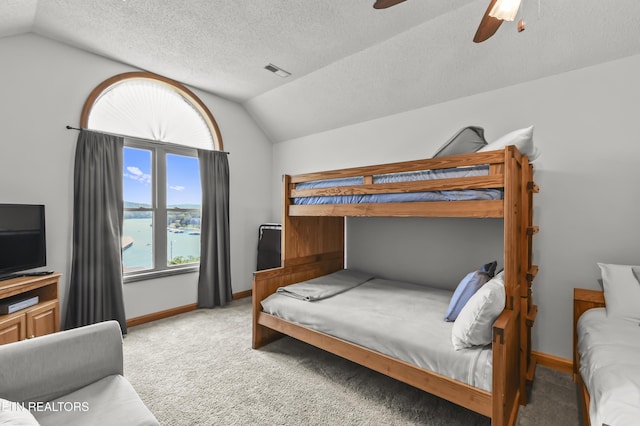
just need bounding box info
[123,298,580,425]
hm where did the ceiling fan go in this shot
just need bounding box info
[373,0,524,43]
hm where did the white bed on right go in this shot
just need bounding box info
[577,308,640,426]
[574,262,640,426]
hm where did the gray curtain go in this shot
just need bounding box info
[197,149,232,308]
[64,131,127,334]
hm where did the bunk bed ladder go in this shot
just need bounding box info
[523,161,539,389]
[504,147,539,409]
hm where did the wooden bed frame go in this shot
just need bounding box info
[252,146,539,426]
[573,288,606,426]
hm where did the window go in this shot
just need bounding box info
[81,72,222,281]
[122,143,202,276]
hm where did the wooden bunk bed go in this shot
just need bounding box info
[252,146,539,426]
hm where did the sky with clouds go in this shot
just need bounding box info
[123,147,201,207]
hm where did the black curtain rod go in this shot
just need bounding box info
[65,125,229,154]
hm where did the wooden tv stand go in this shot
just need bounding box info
[0,273,60,345]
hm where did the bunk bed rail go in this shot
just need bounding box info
[290,150,507,183]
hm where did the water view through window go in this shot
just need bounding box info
[122,147,201,272]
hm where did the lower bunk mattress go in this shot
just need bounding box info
[260,269,493,391]
[577,308,640,426]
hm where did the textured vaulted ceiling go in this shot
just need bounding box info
[2,0,640,142]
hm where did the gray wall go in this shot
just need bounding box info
[0,34,273,319]
[347,217,503,289]
[272,53,640,360]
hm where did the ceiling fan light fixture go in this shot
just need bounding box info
[373,0,407,9]
[488,0,522,21]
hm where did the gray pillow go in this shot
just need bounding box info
[432,126,487,158]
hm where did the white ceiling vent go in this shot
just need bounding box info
[264,64,291,78]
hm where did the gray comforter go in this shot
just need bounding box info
[276,269,374,301]
[262,270,493,391]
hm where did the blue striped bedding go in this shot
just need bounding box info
[292,165,502,205]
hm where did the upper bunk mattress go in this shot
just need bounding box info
[578,308,640,426]
[292,165,502,205]
[261,270,493,391]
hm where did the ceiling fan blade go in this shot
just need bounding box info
[373,0,407,9]
[473,0,504,43]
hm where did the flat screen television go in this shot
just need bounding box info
[0,204,46,279]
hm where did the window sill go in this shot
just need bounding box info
[124,265,199,283]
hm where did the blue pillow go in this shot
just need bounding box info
[444,261,497,322]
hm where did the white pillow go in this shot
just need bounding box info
[0,398,40,425]
[478,126,540,161]
[598,263,640,321]
[452,271,505,350]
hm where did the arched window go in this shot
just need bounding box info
[81,72,222,150]
[81,72,223,280]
